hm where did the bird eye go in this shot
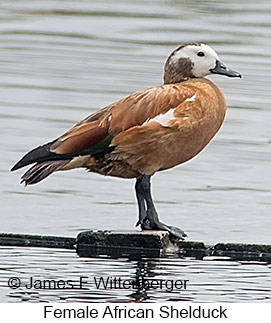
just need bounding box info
[197,51,205,57]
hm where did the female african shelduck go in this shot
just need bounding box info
[11,43,241,240]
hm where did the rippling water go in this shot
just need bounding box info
[0,0,270,302]
[1,246,270,303]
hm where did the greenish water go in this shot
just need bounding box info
[0,0,270,302]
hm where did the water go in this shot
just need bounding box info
[0,0,270,302]
[1,246,270,303]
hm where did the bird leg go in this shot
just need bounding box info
[135,177,149,228]
[135,175,187,240]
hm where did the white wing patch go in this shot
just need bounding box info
[143,109,175,127]
[185,94,196,102]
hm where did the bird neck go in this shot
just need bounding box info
[163,57,195,84]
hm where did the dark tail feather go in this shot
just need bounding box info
[21,160,70,186]
[11,140,57,172]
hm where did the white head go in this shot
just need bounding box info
[171,43,219,78]
[164,43,241,84]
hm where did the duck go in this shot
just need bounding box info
[11,43,241,240]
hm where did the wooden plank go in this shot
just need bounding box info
[0,232,270,262]
[0,233,75,249]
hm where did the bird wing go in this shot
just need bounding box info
[51,84,195,154]
[11,83,195,171]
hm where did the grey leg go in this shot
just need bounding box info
[135,175,187,240]
[135,177,149,228]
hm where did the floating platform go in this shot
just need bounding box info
[0,231,270,261]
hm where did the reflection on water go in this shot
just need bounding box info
[0,246,270,302]
[0,0,271,302]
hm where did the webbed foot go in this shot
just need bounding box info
[141,210,187,241]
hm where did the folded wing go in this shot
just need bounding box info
[11,83,195,172]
